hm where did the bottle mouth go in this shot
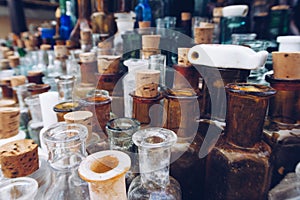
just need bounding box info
[132,127,177,149]
[78,150,131,182]
[106,117,140,132]
[225,83,276,97]
[43,122,87,144]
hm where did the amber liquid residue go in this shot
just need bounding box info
[90,155,119,174]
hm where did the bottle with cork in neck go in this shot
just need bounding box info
[140,35,161,59]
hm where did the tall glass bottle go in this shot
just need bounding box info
[128,127,182,200]
[205,83,276,200]
[42,122,89,200]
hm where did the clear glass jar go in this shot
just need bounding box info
[42,122,89,200]
[25,94,43,146]
[106,117,140,187]
[0,177,38,200]
[56,75,75,101]
[128,127,182,200]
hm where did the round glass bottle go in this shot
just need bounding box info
[128,127,182,200]
[42,122,90,200]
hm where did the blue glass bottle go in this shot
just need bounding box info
[134,0,152,27]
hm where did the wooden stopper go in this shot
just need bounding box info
[80,28,93,44]
[142,35,161,50]
[272,52,300,79]
[10,76,26,87]
[181,12,191,21]
[54,45,68,58]
[0,99,16,107]
[40,44,51,51]
[27,70,43,76]
[0,139,39,178]
[98,41,113,49]
[178,48,191,66]
[139,21,151,28]
[194,27,214,44]
[0,107,20,139]
[200,22,215,28]
[80,52,97,63]
[97,55,120,74]
[140,49,161,60]
[8,56,20,67]
[0,59,9,69]
[135,70,160,98]
[64,111,93,142]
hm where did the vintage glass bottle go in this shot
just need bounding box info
[128,127,182,200]
[205,83,276,200]
[106,117,141,187]
[42,122,90,200]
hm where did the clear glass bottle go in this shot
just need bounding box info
[106,117,141,187]
[56,75,75,101]
[24,94,43,146]
[149,54,166,88]
[0,177,38,200]
[42,122,89,200]
[205,83,276,200]
[128,127,182,200]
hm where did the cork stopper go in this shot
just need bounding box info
[178,48,191,66]
[54,45,68,58]
[10,76,26,87]
[140,49,161,60]
[40,44,51,51]
[97,55,121,74]
[200,22,215,28]
[135,70,160,98]
[142,35,161,50]
[194,27,214,44]
[27,70,43,76]
[0,139,39,178]
[181,12,191,21]
[271,5,289,10]
[80,52,97,63]
[139,21,151,28]
[98,40,113,49]
[0,99,16,107]
[272,52,300,79]
[0,107,20,139]
[80,28,93,42]
[8,56,20,67]
[0,59,10,69]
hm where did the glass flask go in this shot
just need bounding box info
[128,127,182,200]
[42,122,90,200]
[25,94,43,146]
[78,150,131,200]
[205,83,276,200]
[0,177,38,200]
[106,117,140,187]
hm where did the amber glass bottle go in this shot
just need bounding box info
[205,83,276,200]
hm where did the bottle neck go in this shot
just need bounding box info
[225,84,275,148]
[139,145,171,188]
[77,0,92,20]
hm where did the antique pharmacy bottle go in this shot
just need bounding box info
[42,122,90,200]
[205,83,276,200]
[24,95,44,146]
[106,117,141,187]
[134,0,152,28]
[131,69,162,127]
[128,127,182,200]
[163,88,204,200]
[78,150,131,200]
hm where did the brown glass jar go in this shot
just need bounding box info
[130,92,163,127]
[27,84,51,95]
[172,64,200,93]
[53,101,81,122]
[79,52,98,85]
[264,74,300,188]
[200,66,250,121]
[79,94,111,137]
[205,83,276,200]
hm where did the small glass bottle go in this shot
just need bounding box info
[205,83,276,200]
[56,75,75,101]
[42,122,90,200]
[106,117,141,187]
[128,127,182,200]
[79,89,111,137]
[25,94,43,146]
